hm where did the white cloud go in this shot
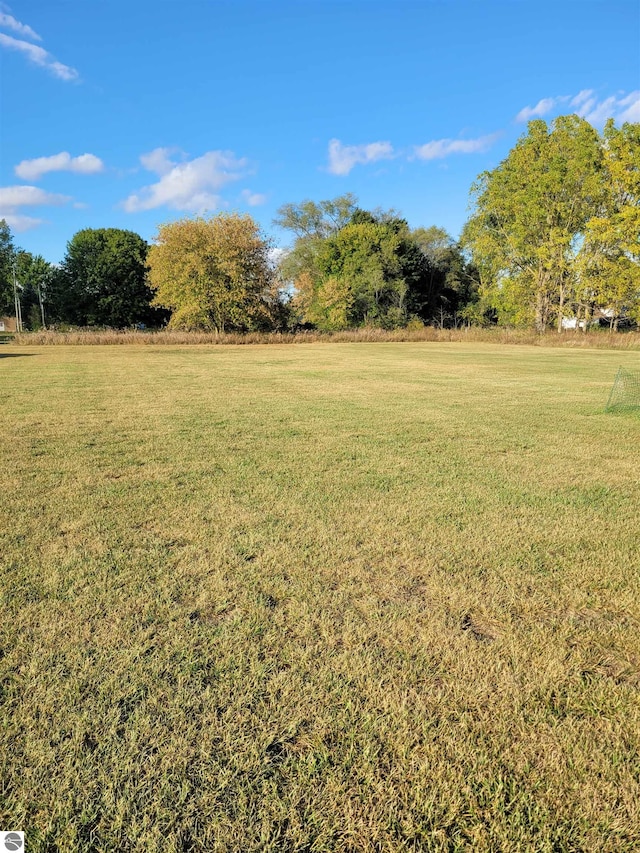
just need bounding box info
[516,89,640,127]
[0,184,71,231]
[571,89,594,108]
[575,96,597,118]
[580,95,619,126]
[139,147,178,176]
[325,133,498,172]
[241,189,267,206]
[123,149,250,213]
[0,32,78,81]
[0,213,44,232]
[516,98,558,122]
[15,152,104,181]
[413,133,499,160]
[618,91,640,123]
[577,90,640,125]
[0,185,70,207]
[327,139,394,176]
[0,12,41,41]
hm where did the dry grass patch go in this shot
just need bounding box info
[11,326,640,350]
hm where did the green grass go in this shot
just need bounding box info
[1,342,639,851]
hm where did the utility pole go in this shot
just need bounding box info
[12,262,23,333]
[37,278,45,328]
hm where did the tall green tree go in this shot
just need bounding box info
[274,194,359,323]
[0,219,16,316]
[274,193,358,240]
[463,115,603,331]
[410,226,481,324]
[314,218,409,328]
[57,228,158,327]
[14,251,54,328]
[286,209,429,329]
[148,213,277,331]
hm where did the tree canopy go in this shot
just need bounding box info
[0,219,16,316]
[14,251,53,329]
[55,228,158,327]
[575,120,640,329]
[148,213,278,332]
[463,114,639,330]
[277,197,479,329]
[274,193,359,239]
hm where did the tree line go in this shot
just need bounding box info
[1,114,638,333]
[0,208,479,333]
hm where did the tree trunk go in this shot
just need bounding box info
[557,282,565,333]
[535,288,548,333]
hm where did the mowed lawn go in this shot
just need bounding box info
[1,342,639,852]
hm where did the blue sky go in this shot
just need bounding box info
[1,0,638,263]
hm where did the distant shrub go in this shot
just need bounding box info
[406,317,426,331]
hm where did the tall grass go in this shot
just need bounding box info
[13,325,640,349]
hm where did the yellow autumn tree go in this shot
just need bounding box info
[577,120,640,329]
[148,213,275,331]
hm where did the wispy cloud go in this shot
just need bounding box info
[516,89,640,126]
[515,98,560,122]
[0,184,71,231]
[326,133,498,174]
[0,213,45,231]
[0,11,41,41]
[241,189,267,207]
[578,90,640,125]
[327,139,395,176]
[571,90,594,108]
[617,91,640,123]
[413,133,499,161]
[15,152,104,181]
[123,148,250,213]
[0,32,78,81]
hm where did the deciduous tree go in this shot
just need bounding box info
[315,217,421,328]
[576,120,640,328]
[14,251,54,328]
[410,226,480,323]
[464,115,603,331]
[0,219,16,316]
[148,213,276,331]
[274,193,358,240]
[278,197,482,329]
[57,228,157,327]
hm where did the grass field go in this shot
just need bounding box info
[1,342,639,852]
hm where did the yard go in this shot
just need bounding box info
[1,342,639,851]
